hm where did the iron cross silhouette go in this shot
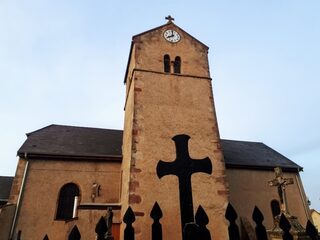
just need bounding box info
[156,134,212,234]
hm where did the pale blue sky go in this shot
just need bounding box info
[1,1,320,210]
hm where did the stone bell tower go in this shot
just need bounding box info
[120,17,229,239]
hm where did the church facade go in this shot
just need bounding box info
[0,19,310,240]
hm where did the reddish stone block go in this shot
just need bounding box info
[131,167,142,173]
[129,194,142,204]
[215,176,226,184]
[129,180,139,191]
[217,190,229,196]
[134,211,145,217]
[132,129,139,135]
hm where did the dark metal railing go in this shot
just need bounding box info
[16,202,319,240]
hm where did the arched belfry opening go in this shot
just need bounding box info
[174,56,181,74]
[164,54,171,73]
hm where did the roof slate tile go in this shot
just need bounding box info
[17,125,302,171]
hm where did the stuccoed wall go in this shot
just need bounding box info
[13,159,121,240]
[226,168,310,230]
[311,210,320,232]
[0,204,16,239]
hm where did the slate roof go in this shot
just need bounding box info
[221,139,302,172]
[17,125,302,171]
[17,125,122,160]
[0,176,13,202]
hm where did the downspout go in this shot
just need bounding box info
[295,169,311,220]
[9,152,29,240]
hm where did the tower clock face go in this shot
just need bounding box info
[163,29,181,43]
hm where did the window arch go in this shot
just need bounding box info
[270,199,281,217]
[164,54,171,73]
[174,56,181,74]
[56,183,80,220]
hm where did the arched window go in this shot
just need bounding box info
[164,54,170,73]
[174,56,181,74]
[56,183,80,220]
[270,199,281,217]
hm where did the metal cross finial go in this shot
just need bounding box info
[268,167,294,215]
[165,15,175,23]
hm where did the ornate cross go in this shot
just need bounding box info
[165,15,175,23]
[156,134,212,235]
[268,167,294,215]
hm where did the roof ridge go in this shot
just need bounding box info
[50,124,123,132]
[221,138,263,144]
[26,124,55,137]
[27,124,123,137]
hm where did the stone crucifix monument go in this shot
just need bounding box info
[268,167,294,216]
[268,167,309,240]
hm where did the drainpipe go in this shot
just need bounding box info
[72,196,79,218]
[9,152,29,240]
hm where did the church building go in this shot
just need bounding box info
[0,18,310,240]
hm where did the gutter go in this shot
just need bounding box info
[9,152,29,240]
[16,153,122,162]
[225,163,301,173]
